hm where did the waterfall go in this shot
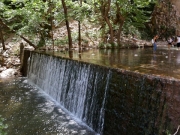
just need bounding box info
[28,52,110,133]
[28,51,180,135]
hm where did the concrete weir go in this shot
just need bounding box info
[27,50,180,135]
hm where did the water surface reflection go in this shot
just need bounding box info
[47,47,180,80]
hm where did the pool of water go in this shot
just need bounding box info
[46,46,180,80]
[0,78,97,135]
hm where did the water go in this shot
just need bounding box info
[27,46,180,134]
[1,46,180,135]
[28,54,110,134]
[45,46,180,80]
[0,78,97,135]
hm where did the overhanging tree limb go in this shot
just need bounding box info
[18,35,37,49]
[0,19,37,49]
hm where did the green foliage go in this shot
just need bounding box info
[0,115,8,135]
[0,0,158,47]
[1,0,64,47]
[67,1,92,21]
[123,24,141,38]
[93,0,157,43]
[98,42,108,49]
[98,42,118,49]
[116,0,157,30]
[54,37,68,46]
[0,2,5,10]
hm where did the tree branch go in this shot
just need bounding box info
[0,19,37,49]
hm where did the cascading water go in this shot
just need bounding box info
[28,50,180,135]
[28,52,110,134]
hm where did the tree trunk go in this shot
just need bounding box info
[100,23,107,43]
[78,0,82,51]
[78,21,81,48]
[61,0,73,50]
[105,17,114,43]
[115,2,125,46]
[51,12,54,50]
[47,0,54,49]
[103,0,114,44]
[117,22,124,45]
[0,28,5,50]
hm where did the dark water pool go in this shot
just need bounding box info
[0,78,97,135]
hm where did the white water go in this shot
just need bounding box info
[28,52,111,134]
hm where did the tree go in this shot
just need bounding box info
[0,0,159,49]
[61,0,73,50]
[1,0,56,48]
[0,2,7,50]
[0,27,5,50]
[65,0,92,49]
[150,0,177,39]
[94,0,157,46]
[78,0,82,51]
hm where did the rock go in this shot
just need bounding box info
[0,48,3,53]
[6,62,12,68]
[0,68,16,78]
[2,50,9,58]
[0,67,5,72]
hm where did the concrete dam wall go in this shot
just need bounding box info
[28,51,180,135]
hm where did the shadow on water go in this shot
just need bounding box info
[0,78,97,135]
